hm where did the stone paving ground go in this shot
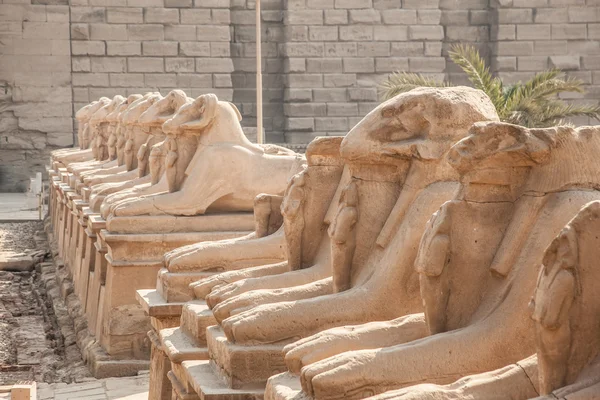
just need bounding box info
[0,193,43,221]
[36,374,149,400]
[0,374,149,399]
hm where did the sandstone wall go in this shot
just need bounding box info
[0,0,599,190]
[0,0,72,192]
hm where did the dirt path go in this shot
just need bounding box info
[0,222,89,385]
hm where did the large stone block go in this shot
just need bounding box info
[90,56,127,72]
[127,56,164,72]
[373,25,407,40]
[71,7,106,22]
[551,23,587,40]
[106,41,141,55]
[142,41,178,56]
[127,24,164,40]
[106,7,143,23]
[144,7,179,23]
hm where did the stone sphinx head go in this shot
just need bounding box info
[75,100,99,148]
[80,97,110,151]
[447,121,552,202]
[104,96,128,160]
[138,89,191,129]
[89,96,124,160]
[340,86,499,166]
[162,93,243,141]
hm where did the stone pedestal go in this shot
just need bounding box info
[88,215,253,377]
[71,200,89,299]
[171,325,291,399]
[160,300,216,400]
[63,192,82,272]
[264,372,301,400]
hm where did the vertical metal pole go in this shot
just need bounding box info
[256,0,264,144]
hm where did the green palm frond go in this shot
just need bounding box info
[379,72,451,101]
[379,44,600,128]
[534,102,600,127]
[448,44,504,112]
[503,70,584,115]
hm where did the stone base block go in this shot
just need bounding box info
[181,300,215,343]
[107,213,255,234]
[148,329,173,400]
[168,370,200,400]
[158,268,215,303]
[182,360,265,400]
[81,339,150,379]
[264,372,302,400]
[104,230,253,262]
[137,288,185,319]
[160,327,209,364]
[207,326,290,389]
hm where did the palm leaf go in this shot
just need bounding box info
[379,72,450,101]
[535,102,600,127]
[503,70,584,115]
[448,44,504,112]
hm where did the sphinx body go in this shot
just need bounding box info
[192,88,499,331]
[80,93,163,188]
[104,93,305,219]
[52,98,111,168]
[274,124,600,400]
[66,95,128,176]
[363,198,600,400]
[88,90,193,211]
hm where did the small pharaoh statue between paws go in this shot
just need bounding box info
[165,137,179,193]
[254,193,284,239]
[148,141,167,185]
[281,172,307,271]
[530,226,578,395]
[328,181,359,293]
[414,204,451,334]
[107,130,118,161]
[136,139,150,178]
[124,135,135,170]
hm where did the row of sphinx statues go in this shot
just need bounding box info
[49,86,600,400]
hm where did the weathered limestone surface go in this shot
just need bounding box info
[266,123,600,400]
[160,87,500,400]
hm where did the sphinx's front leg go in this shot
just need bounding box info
[166,230,284,272]
[283,314,427,373]
[190,261,290,299]
[365,355,539,400]
[212,278,334,322]
[300,320,535,400]
[206,261,329,308]
[164,234,256,268]
[112,184,183,216]
[221,287,388,344]
[112,195,162,216]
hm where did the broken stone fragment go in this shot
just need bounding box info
[0,251,35,272]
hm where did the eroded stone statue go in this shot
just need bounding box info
[362,199,600,400]
[271,123,600,400]
[202,87,498,330]
[106,93,305,218]
[329,181,359,293]
[81,93,163,188]
[88,90,191,211]
[52,98,111,167]
[180,138,343,301]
